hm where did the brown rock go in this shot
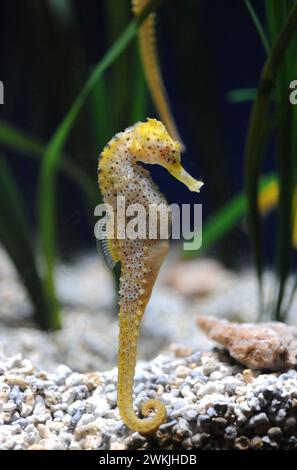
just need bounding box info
[197,315,297,370]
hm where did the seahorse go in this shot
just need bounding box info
[98,119,203,434]
[132,0,185,151]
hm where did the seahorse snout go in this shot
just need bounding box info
[165,163,204,193]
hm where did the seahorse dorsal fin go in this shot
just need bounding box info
[96,220,118,270]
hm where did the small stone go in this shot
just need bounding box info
[5,375,28,389]
[284,416,296,432]
[3,402,17,412]
[159,420,177,431]
[235,436,251,450]
[39,438,65,450]
[206,407,217,418]
[70,409,84,427]
[173,398,187,411]
[182,437,193,449]
[110,442,126,450]
[6,354,23,368]
[56,364,72,378]
[67,400,84,416]
[224,426,237,440]
[261,435,271,445]
[77,413,94,426]
[65,373,86,388]
[69,441,82,450]
[213,417,227,430]
[169,344,193,358]
[83,435,102,450]
[155,375,168,386]
[74,422,98,439]
[274,409,286,424]
[288,436,297,446]
[198,415,211,432]
[268,427,282,439]
[134,383,145,395]
[243,369,254,384]
[88,396,109,417]
[28,444,47,450]
[62,388,77,405]
[53,410,64,420]
[239,401,251,414]
[37,424,53,439]
[248,412,269,428]
[175,366,190,379]
[180,386,196,401]
[47,421,64,433]
[55,365,72,385]
[181,409,198,421]
[209,371,223,381]
[191,433,202,447]
[85,372,101,388]
[106,391,117,407]
[247,396,260,411]
[250,436,263,449]
[175,418,192,438]
[12,418,28,429]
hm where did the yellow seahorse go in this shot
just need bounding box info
[132,0,185,151]
[98,119,202,433]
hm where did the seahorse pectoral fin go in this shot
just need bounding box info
[165,163,204,193]
[96,219,118,270]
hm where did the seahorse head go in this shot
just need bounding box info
[129,118,203,192]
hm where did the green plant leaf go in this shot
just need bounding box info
[244,2,297,313]
[105,0,131,129]
[183,174,276,258]
[0,119,44,156]
[274,106,294,321]
[37,0,164,324]
[89,77,112,151]
[244,0,270,54]
[0,155,56,329]
[226,88,257,104]
[264,1,297,321]
[131,45,149,122]
[47,0,75,25]
[0,119,98,206]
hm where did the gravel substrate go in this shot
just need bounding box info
[0,350,297,450]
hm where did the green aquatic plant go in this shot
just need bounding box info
[0,155,52,329]
[184,1,297,322]
[244,0,297,320]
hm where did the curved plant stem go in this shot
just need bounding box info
[244,3,297,315]
[0,119,98,206]
[182,173,276,258]
[244,0,270,55]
